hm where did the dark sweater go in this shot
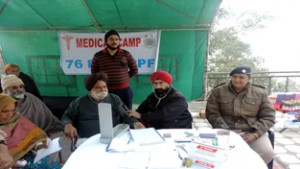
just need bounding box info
[137,87,192,129]
[61,93,138,138]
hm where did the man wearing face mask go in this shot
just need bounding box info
[128,70,193,129]
[61,72,144,139]
[0,74,63,137]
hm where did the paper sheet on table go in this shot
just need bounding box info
[147,149,182,169]
[118,151,150,169]
[34,137,62,163]
[107,131,138,152]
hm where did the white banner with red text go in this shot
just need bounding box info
[58,30,161,75]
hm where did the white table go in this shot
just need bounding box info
[62,129,267,169]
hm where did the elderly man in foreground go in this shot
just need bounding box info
[61,72,144,139]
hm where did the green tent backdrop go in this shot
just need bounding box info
[0,0,221,104]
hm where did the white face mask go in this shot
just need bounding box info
[90,91,108,101]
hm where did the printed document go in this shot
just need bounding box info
[34,137,62,163]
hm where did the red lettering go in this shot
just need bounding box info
[136,38,141,46]
[76,37,142,48]
[128,38,136,47]
[89,39,94,47]
[98,39,103,47]
[83,38,88,47]
[123,38,128,47]
[76,38,104,48]
[76,39,84,47]
[120,38,141,47]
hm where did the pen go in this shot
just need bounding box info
[184,131,194,137]
[127,131,133,144]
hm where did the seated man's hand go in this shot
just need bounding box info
[240,132,259,143]
[64,123,78,138]
[34,142,48,151]
[133,122,145,129]
[128,110,141,119]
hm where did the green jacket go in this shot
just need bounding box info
[205,82,275,136]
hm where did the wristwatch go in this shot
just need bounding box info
[0,140,7,145]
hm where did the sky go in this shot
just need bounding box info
[220,0,300,71]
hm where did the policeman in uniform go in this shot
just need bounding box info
[205,66,275,164]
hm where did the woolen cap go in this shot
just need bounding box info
[1,74,24,90]
[84,72,108,91]
[151,70,173,84]
[229,66,252,76]
[0,94,17,112]
[104,29,120,42]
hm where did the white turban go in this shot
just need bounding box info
[1,74,24,90]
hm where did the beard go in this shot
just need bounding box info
[7,90,25,100]
[154,88,169,98]
[90,91,108,101]
[106,43,119,50]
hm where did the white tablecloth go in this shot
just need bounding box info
[62,129,267,169]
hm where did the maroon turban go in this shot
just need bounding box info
[84,72,108,91]
[151,70,173,84]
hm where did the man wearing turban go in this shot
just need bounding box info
[128,70,192,129]
[61,72,144,139]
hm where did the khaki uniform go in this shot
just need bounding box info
[206,82,275,136]
[206,82,275,164]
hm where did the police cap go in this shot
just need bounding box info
[229,66,251,76]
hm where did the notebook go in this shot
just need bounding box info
[129,128,165,146]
